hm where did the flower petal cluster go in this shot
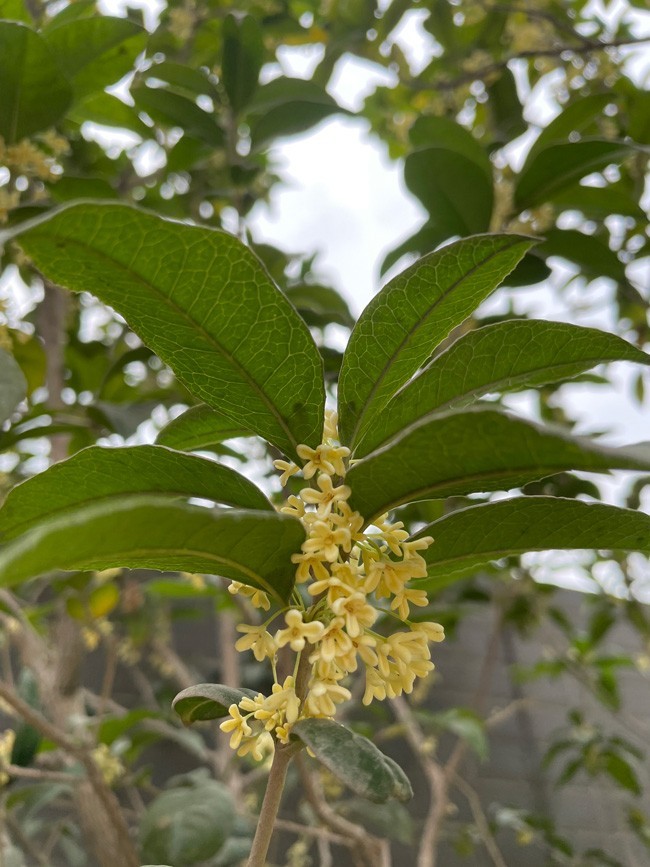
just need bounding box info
[224,410,444,760]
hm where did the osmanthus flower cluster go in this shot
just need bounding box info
[222,410,444,759]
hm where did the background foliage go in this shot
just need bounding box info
[0,0,649,865]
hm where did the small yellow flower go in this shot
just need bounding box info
[273,458,299,487]
[275,610,325,652]
[219,704,252,750]
[311,616,353,663]
[291,550,330,583]
[300,474,351,517]
[305,678,351,716]
[331,593,377,638]
[228,581,271,611]
[235,623,277,662]
[296,442,350,479]
[302,519,352,562]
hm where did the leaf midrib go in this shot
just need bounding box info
[349,238,525,448]
[356,462,618,522]
[360,350,647,455]
[35,230,299,455]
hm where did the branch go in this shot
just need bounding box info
[295,752,390,867]
[405,35,650,92]
[452,775,508,867]
[0,681,139,867]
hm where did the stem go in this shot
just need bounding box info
[247,743,299,867]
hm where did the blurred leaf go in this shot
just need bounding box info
[0,0,31,22]
[604,752,641,795]
[285,284,355,329]
[539,229,629,285]
[416,497,650,586]
[0,348,27,424]
[354,319,649,456]
[140,781,235,865]
[42,15,146,97]
[0,444,272,543]
[131,83,225,146]
[8,203,325,462]
[526,94,611,163]
[157,405,252,451]
[222,13,263,114]
[347,408,650,521]
[339,234,534,449]
[0,497,304,602]
[292,718,413,803]
[248,77,345,148]
[172,683,258,725]
[515,140,638,209]
[429,708,488,761]
[0,21,72,142]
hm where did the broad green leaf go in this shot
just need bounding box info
[604,752,641,796]
[515,140,637,210]
[354,320,650,456]
[0,22,72,142]
[409,116,492,178]
[157,406,251,452]
[145,60,219,99]
[285,284,355,329]
[339,234,535,449]
[539,229,629,285]
[0,348,27,425]
[72,91,151,136]
[0,444,272,542]
[404,148,493,237]
[347,407,650,521]
[140,781,235,864]
[222,12,263,114]
[7,203,325,462]
[172,683,258,725]
[0,0,31,22]
[42,16,146,97]
[0,497,304,602]
[416,497,650,586]
[247,77,344,149]
[486,68,526,143]
[553,183,645,221]
[526,94,611,163]
[292,718,413,803]
[131,84,225,146]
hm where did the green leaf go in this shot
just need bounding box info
[71,91,150,136]
[404,148,493,237]
[292,718,413,803]
[538,229,629,286]
[140,781,235,864]
[553,182,645,221]
[131,84,225,146]
[222,13,263,114]
[526,94,611,164]
[354,320,650,456]
[604,752,641,796]
[339,234,535,449]
[0,497,304,602]
[416,497,650,587]
[429,708,488,761]
[145,60,220,100]
[0,21,72,142]
[0,444,272,543]
[157,406,252,452]
[7,203,325,462]
[247,77,344,149]
[0,0,31,23]
[0,348,27,425]
[515,140,637,210]
[172,683,258,725]
[42,15,146,97]
[347,407,650,521]
[285,284,355,329]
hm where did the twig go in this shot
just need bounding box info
[453,775,508,867]
[246,741,302,867]
[296,752,390,867]
[404,35,650,92]
[4,764,79,785]
[0,681,139,867]
[274,817,348,846]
